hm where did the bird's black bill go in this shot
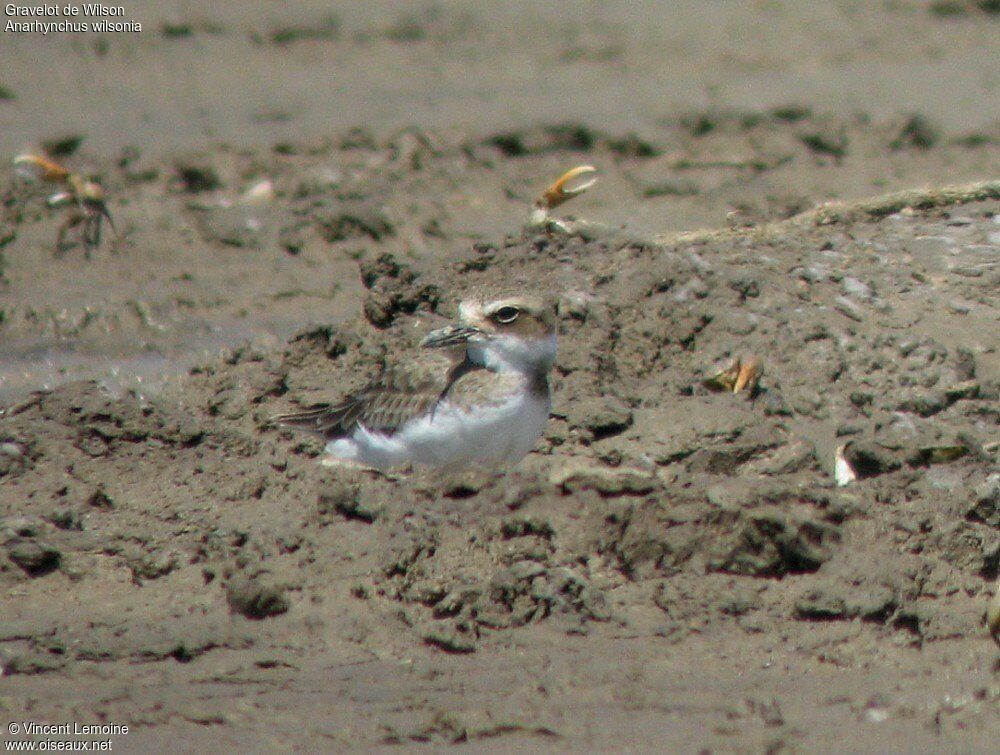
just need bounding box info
[421,325,481,349]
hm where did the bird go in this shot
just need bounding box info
[273,294,557,471]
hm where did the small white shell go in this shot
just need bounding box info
[834,444,857,487]
[242,179,275,205]
[45,191,73,208]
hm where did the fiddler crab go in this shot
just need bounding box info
[14,153,118,255]
[704,355,763,396]
[527,165,598,233]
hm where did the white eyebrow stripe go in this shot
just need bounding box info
[458,301,477,320]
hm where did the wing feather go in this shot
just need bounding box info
[274,348,481,440]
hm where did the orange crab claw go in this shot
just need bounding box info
[536,165,598,211]
[704,355,764,395]
[14,153,71,184]
[733,355,763,394]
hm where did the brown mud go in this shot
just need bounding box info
[1,2,999,752]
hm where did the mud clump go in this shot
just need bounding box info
[317,203,395,242]
[360,253,440,328]
[225,574,290,619]
[174,161,221,193]
[754,514,824,579]
[0,123,997,751]
[317,481,381,523]
[6,538,61,577]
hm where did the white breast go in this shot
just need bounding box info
[325,388,551,470]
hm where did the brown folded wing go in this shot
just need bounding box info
[274,348,479,440]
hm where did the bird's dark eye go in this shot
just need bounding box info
[493,306,520,324]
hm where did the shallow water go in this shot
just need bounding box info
[0,321,295,405]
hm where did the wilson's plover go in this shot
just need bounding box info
[275,295,557,470]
